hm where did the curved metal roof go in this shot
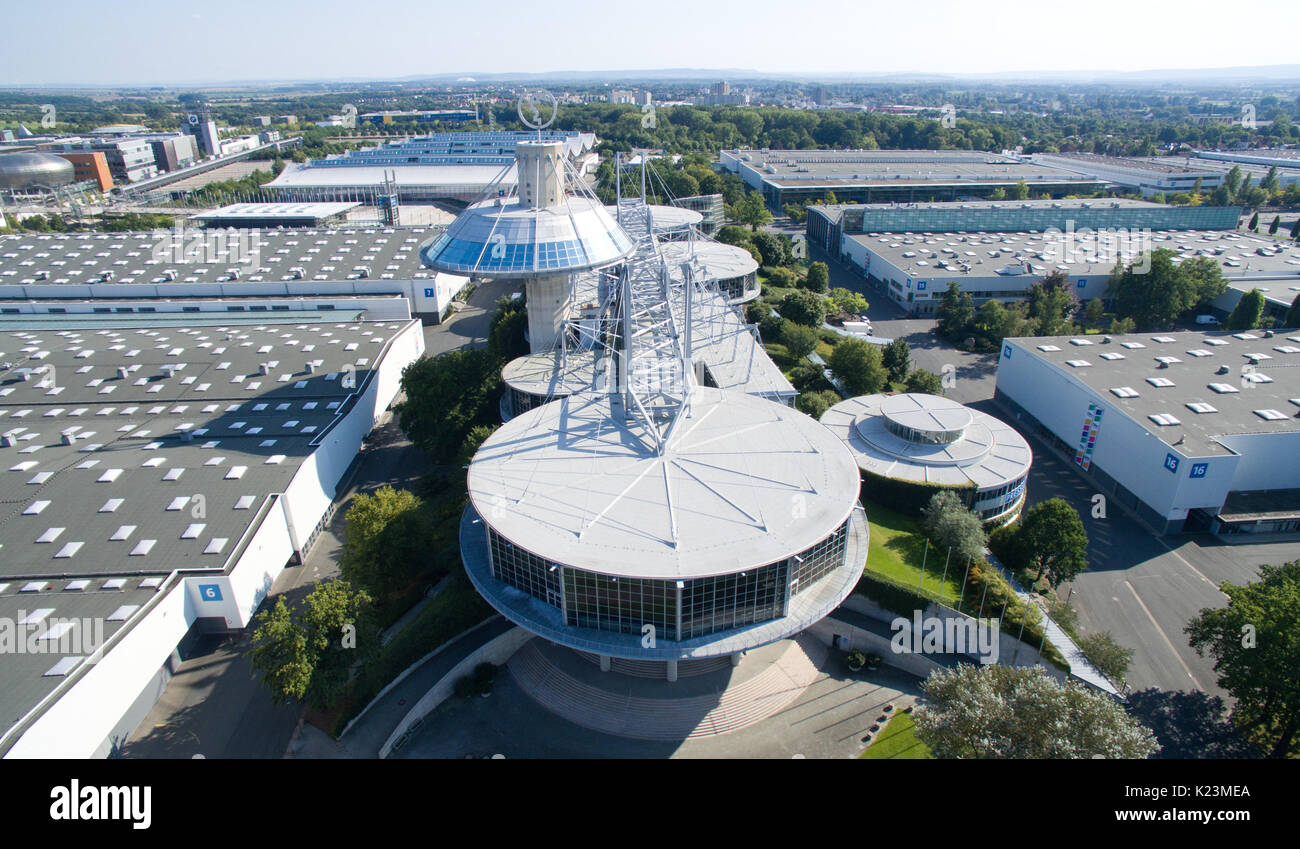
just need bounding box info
[821,393,1032,490]
[468,387,861,580]
[0,152,75,190]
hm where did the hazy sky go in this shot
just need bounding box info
[2,0,1298,86]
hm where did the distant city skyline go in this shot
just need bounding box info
[2,0,1298,88]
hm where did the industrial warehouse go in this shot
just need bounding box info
[0,316,424,757]
[720,148,1107,209]
[265,130,598,204]
[996,330,1300,536]
[0,226,470,322]
[804,199,1299,316]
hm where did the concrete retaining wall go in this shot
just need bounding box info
[380,626,531,758]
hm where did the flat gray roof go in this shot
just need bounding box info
[1038,152,1224,176]
[0,226,440,287]
[849,228,1300,283]
[0,317,414,578]
[727,149,1098,189]
[0,583,164,737]
[1004,329,1300,457]
[810,197,1163,225]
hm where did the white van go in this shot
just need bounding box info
[1195,315,1220,326]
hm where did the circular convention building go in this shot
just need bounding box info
[658,240,760,304]
[500,348,602,421]
[820,392,1032,525]
[605,203,702,241]
[461,387,868,678]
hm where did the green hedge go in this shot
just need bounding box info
[856,561,1068,671]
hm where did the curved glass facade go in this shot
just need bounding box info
[883,417,965,445]
[484,516,851,643]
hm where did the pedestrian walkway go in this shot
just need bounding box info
[987,556,1120,696]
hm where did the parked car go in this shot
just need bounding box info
[1195,314,1220,326]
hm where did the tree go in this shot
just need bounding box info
[1269,215,1281,236]
[920,490,987,563]
[805,261,829,294]
[1248,211,1259,232]
[1186,561,1300,758]
[780,322,819,359]
[904,368,945,396]
[882,337,911,383]
[1026,273,1079,336]
[1177,255,1229,309]
[1108,248,1199,331]
[732,190,773,231]
[487,298,529,364]
[1014,498,1089,588]
[1008,180,1030,200]
[1290,219,1300,241]
[339,486,431,597]
[751,230,790,267]
[935,281,976,342]
[1077,631,1134,686]
[1109,315,1136,335]
[250,597,313,705]
[827,287,868,316]
[1283,292,1300,329]
[298,580,377,710]
[1083,298,1106,327]
[779,290,826,327]
[827,337,887,397]
[766,266,799,288]
[795,389,840,419]
[396,348,500,463]
[913,664,1160,759]
[1226,288,1265,331]
[1224,165,1244,198]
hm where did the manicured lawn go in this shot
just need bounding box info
[859,710,932,759]
[864,502,964,606]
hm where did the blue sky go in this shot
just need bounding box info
[2,0,1298,86]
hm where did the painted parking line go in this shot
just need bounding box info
[1124,580,1203,690]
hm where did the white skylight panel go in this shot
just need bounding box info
[111,525,136,541]
[130,539,156,556]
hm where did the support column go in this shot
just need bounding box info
[730,652,742,667]
[525,272,573,353]
[665,660,678,683]
[599,654,611,672]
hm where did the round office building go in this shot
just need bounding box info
[820,392,1032,524]
[461,387,868,679]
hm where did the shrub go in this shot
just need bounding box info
[828,337,887,396]
[779,290,826,327]
[781,322,820,359]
